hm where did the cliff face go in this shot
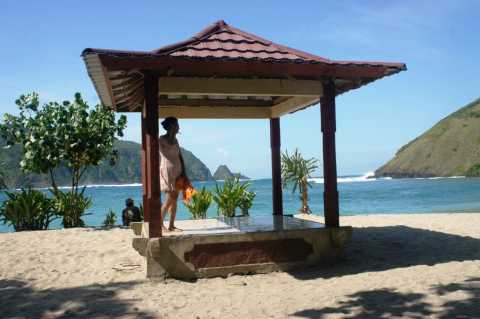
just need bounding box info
[0,140,214,188]
[213,165,249,180]
[375,98,480,178]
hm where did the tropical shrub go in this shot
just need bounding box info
[0,188,56,231]
[0,93,127,193]
[213,177,253,217]
[185,187,212,219]
[0,92,126,228]
[281,149,319,214]
[53,189,92,228]
[103,210,117,227]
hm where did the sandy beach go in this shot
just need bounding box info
[1,213,480,318]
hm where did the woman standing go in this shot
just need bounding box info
[159,116,186,231]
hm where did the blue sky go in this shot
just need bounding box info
[2,0,479,178]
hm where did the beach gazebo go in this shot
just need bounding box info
[82,21,405,278]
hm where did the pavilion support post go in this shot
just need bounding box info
[141,109,149,221]
[143,72,162,237]
[270,117,283,215]
[320,81,340,227]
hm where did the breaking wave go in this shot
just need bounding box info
[308,171,391,184]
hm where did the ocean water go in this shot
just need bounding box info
[1,172,480,232]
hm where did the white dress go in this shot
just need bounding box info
[159,136,182,192]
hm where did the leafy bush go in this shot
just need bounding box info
[185,187,212,219]
[0,93,127,193]
[213,177,252,217]
[103,210,117,227]
[52,189,92,228]
[0,188,56,231]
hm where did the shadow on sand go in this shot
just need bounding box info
[289,225,480,279]
[289,225,480,318]
[0,279,155,319]
[291,277,480,318]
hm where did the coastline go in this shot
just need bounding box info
[2,213,480,318]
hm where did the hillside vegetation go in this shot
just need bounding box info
[0,140,214,188]
[375,98,480,178]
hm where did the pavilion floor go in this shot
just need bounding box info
[131,215,352,279]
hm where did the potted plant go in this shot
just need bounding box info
[185,187,212,219]
[213,177,255,217]
[239,189,256,216]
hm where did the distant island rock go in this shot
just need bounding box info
[0,139,214,188]
[213,165,249,180]
[375,98,480,178]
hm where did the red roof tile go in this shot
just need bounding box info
[82,20,406,71]
[151,20,329,63]
[81,20,406,114]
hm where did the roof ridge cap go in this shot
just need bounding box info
[152,20,227,55]
[222,24,331,63]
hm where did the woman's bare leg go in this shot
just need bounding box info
[168,191,180,231]
[160,192,175,232]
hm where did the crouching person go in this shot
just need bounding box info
[122,198,141,226]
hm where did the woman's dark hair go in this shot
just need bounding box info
[161,117,178,131]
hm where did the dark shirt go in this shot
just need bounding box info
[122,206,141,226]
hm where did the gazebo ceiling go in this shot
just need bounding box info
[82,20,406,118]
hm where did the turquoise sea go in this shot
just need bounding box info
[1,173,480,232]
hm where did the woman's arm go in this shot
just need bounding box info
[179,151,186,177]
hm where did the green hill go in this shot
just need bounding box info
[0,139,214,188]
[375,98,480,178]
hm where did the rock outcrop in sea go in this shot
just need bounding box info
[213,165,249,180]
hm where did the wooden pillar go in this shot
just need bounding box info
[143,72,162,237]
[320,81,339,227]
[270,117,283,215]
[141,108,149,222]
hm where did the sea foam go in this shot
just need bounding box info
[308,171,387,184]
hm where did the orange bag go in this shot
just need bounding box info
[175,176,196,204]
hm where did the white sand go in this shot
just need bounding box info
[1,213,480,318]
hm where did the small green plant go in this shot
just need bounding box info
[103,210,117,228]
[185,187,212,219]
[213,177,252,217]
[52,189,92,228]
[281,149,319,214]
[239,189,256,216]
[0,188,56,231]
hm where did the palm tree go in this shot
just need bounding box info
[281,149,319,214]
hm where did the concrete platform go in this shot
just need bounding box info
[131,215,352,280]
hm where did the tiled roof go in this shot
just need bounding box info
[150,20,330,63]
[81,20,406,116]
